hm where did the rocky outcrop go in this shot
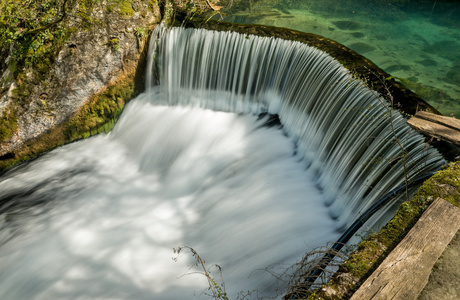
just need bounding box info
[0,0,161,158]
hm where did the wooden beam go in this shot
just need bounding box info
[407,111,460,146]
[350,198,460,300]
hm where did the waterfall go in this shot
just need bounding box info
[0,26,445,300]
[150,26,445,226]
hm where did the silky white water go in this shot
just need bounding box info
[0,91,338,299]
[0,27,446,299]
[151,27,445,226]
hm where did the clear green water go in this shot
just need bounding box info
[223,0,460,117]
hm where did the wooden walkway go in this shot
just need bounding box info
[407,111,460,146]
[350,198,460,300]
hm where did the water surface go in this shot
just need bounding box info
[224,0,460,117]
[0,91,339,299]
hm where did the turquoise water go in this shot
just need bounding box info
[223,0,460,117]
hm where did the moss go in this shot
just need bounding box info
[65,75,135,141]
[309,161,460,299]
[0,106,18,142]
[0,73,138,173]
[118,0,136,16]
[76,0,105,30]
[107,0,137,17]
[182,19,439,117]
[412,162,460,206]
[9,43,58,112]
[106,38,120,51]
[11,83,33,109]
[340,239,385,278]
[134,26,148,38]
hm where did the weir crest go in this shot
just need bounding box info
[149,26,445,227]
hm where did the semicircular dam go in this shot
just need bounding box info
[0,26,446,299]
[149,26,445,222]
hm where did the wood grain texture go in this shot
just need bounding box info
[407,111,460,145]
[350,198,460,300]
[415,111,460,131]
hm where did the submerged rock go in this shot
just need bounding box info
[332,20,363,31]
[348,42,376,54]
[445,62,460,85]
[350,32,365,38]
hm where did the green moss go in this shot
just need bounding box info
[75,0,104,30]
[9,45,57,110]
[309,161,460,299]
[134,26,148,38]
[0,73,139,172]
[65,76,135,141]
[412,162,460,206]
[0,106,18,142]
[182,19,439,117]
[106,38,120,51]
[339,238,384,278]
[11,83,33,109]
[118,0,135,16]
[107,0,136,17]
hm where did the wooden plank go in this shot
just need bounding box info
[407,112,460,146]
[350,198,460,300]
[414,111,460,131]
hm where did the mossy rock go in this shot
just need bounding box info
[0,107,18,142]
[307,160,460,299]
[65,77,135,141]
[0,0,157,172]
[0,73,139,173]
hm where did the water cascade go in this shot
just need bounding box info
[0,26,445,299]
[151,27,445,226]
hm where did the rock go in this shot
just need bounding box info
[0,0,161,157]
[332,20,362,31]
[348,42,376,54]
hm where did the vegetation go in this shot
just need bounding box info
[0,0,141,143]
[159,0,226,25]
[0,105,17,141]
[0,73,137,171]
[0,0,70,81]
[65,75,135,140]
[0,0,147,81]
[306,160,460,299]
[173,246,230,300]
